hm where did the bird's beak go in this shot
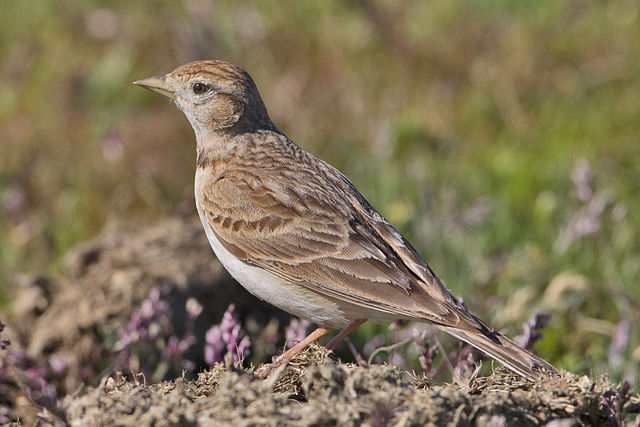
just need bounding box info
[133,75,176,100]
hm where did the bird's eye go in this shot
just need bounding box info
[192,82,209,94]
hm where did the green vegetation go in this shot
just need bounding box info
[1,0,638,383]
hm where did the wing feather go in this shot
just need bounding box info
[199,166,466,326]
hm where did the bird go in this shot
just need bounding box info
[134,60,558,381]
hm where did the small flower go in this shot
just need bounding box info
[413,328,436,375]
[186,298,203,319]
[236,336,251,361]
[114,287,197,380]
[515,312,551,351]
[0,406,9,424]
[285,318,310,345]
[0,320,11,350]
[571,158,593,203]
[48,356,68,374]
[608,317,630,369]
[204,304,251,366]
[204,326,224,366]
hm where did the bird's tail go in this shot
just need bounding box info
[438,325,558,381]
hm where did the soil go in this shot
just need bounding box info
[50,348,640,426]
[2,217,639,426]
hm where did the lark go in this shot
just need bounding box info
[134,60,558,380]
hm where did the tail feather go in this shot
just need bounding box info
[439,326,558,381]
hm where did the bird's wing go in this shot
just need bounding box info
[200,156,484,329]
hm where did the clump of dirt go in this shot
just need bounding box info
[42,345,638,426]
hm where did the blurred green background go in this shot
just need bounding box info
[1,0,638,383]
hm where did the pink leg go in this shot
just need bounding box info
[255,326,331,379]
[326,319,367,350]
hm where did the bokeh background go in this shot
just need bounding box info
[1,0,639,384]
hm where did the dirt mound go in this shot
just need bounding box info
[2,217,288,423]
[46,345,638,426]
[15,217,286,371]
[2,218,639,425]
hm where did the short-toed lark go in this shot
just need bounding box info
[135,60,558,380]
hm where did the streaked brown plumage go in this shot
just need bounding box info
[134,60,558,381]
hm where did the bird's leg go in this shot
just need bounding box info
[326,319,367,350]
[255,319,368,379]
[255,326,331,379]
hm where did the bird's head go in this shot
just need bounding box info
[134,60,272,136]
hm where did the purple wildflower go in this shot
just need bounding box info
[411,325,481,381]
[285,318,310,345]
[0,320,60,419]
[162,298,200,362]
[515,312,551,351]
[205,326,224,365]
[119,287,171,350]
[571,158,594,202]
[115,288,199,380]
[608,317,630,370]
[204,304,251,366]
[101,130,124,162]
[600,380,631,426]
[236,336,251,362]
[454,343,477,380]
[0,321,10,350]
[556,159,612,252]
[0,406,9,424]
[48,356,67,375]
[413,328,437,376]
